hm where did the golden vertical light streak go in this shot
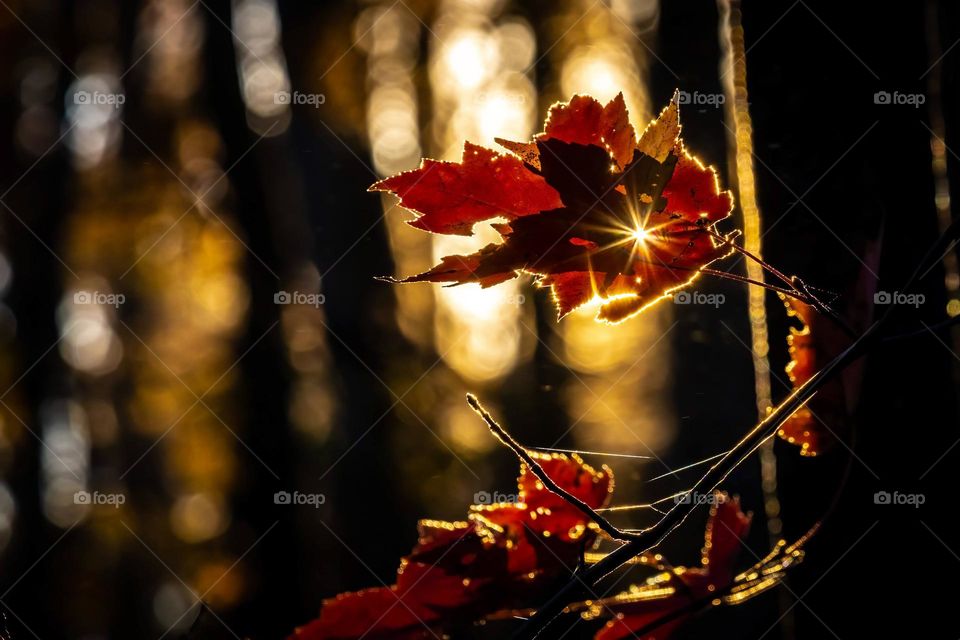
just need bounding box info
[232,0,293,136]
[425,1,537,383]
[280,264,338,443]
[29,4,252,625]
[718,0,782,539]
[558,1,650,127]
[553,0,673,467]
[359,3,431,348]
[359,2,537,503]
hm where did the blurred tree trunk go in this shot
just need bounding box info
[0,1,73,637]
[200,1,300,636]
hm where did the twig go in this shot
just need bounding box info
[793,277,858,340]
[512,319,880,638]
[513,216,960,638]
[706,228,795,289]
[701,268,811,300]
[465,394,641,542]
[553,431,846,639]
[706,229,861,339]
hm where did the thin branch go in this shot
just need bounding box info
[704,229,861,340]
[700,268,810,300]
[466,394,641,543]
[512,320,880,638]
[706,228,796,289]
[513,216,960,638]
[501,520,817,639]
[793,277,858,340]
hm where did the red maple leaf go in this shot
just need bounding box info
[289,453,613,640]
[371,92,735,323]
[779,297,842,456]
[593,493,752,640]
[778,240,880,456]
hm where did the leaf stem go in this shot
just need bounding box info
[706,229,860,339]
[700,268,808,300]
[466,394,640,542]
[706,228,795,289]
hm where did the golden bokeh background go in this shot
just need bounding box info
[0,1,957,639]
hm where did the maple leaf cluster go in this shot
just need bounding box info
[594,495,752,640]
[288,452,760,640]
[372,92,735,323]
[289,452,613,639]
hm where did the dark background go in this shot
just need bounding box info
[0,1,957,638]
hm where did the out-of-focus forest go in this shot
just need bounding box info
[0,0,957,638]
